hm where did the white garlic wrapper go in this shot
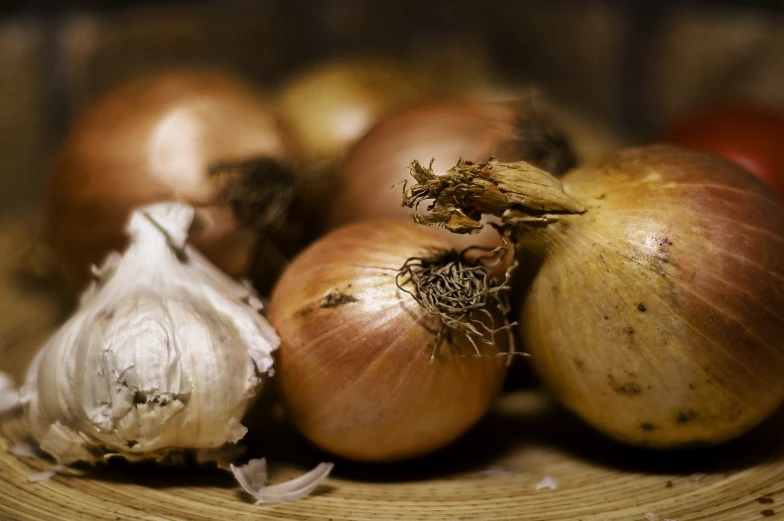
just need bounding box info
[21,202,278,464]
[0,371,20,416]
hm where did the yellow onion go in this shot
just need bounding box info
[326,100,576,263]
[268,220,509,462]
[47,70,292,292]
[277,58,433,177]
[402,145,784,448]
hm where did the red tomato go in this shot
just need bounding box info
[658,103,784,198]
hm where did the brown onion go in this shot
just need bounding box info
[268,220,509,462]
[277,58,433,176]
[47,70,292,291]
[326,100,576,258]
[403,145,784,448]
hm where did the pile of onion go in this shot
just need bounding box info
[47,70,294,292]
[402,145,784,447]
[268,220,511,462]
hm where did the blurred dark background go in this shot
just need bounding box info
[0,0,783,215]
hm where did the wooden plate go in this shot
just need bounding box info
[1,214,782,521]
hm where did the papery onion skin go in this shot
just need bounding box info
[47,70,288,291]
[519,145,784,447]
[326,101,575,258]
[268,220,508,462]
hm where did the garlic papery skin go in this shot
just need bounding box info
[0,371,20,416]
[20,202,279,464]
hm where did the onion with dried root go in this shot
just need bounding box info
[268,220,514,462]
[402,145,784,447]
[47,70,296,293]
[327,100,576,262]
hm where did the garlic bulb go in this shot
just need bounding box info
[20,202,279,464]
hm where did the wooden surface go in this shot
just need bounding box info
[1,214,783,521]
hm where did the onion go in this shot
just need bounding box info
[47,70,293,291]
[325,100,576,266]
[277,58,433,177]
[402,145,784,448]
[267,220,510,462]
[658,102,784,197]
